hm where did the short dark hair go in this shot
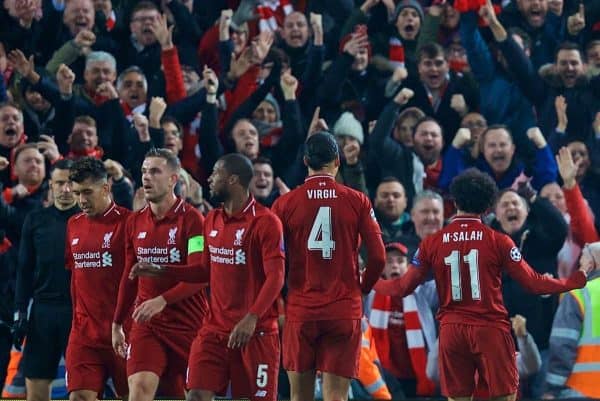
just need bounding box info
[450,168,498,214]
[555,41,583,62]
[378,176,403,187]
[131,0,159,16]
[304,132,339,170]
[161,116,183,138]
[69,157,108,183]
[480,124,513,146]
[413,116,443,138]
[220,153,254,188]
[13,143,40,163]
[144,148,181,172]
[252,156,273,166]
[51,158,74,174]
[417,43,445,63]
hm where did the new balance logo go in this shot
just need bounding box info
[71,238,79,245]
[254,390,267,398]
[137,232,147,239]
[209,230,218,237]
[102,252,113,267]
[235,249,246,265]
[169,248,181,263]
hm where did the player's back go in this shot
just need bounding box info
[273,175,372,321]
[419,215,513,330]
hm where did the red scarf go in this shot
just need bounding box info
[389,37,405,69]
[453,0,486,12]
[67,147,104,160]
[0,236,11,253]
[257,0,293,32]
[370,292,436,396]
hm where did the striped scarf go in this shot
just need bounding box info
[257,0,293,32]
[389,37,405,69]
[370,291,436,396]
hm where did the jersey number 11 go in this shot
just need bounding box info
[444,249,481,301]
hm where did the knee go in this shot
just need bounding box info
[69,391,95,401]
[186,389,213,401]
[128,375,157,400]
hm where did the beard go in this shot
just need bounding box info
[210,187,229,205]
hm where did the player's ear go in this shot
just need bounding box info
[303,156,309,167]
[334,156,340,167]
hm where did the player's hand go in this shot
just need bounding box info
[37,135,61,163]
[578,249,595,275]
[307,107,329,138]
[556,146,579,190]
[452,128,471,149]
[450,94,468,116]
[11,313,27,351]
[527,127,547,149]
[274,177,290,195]
[510,314,527,338]
[132,295,167,323]
[393,88,414,105]
[228,313,258,349]
[129,262,164,279]
[111,323,128,358]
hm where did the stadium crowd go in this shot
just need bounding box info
[0,0,600,399]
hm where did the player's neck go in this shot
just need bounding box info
[150,193,177,220]
[307,167,337,177]
[455,210,480,218]
[223,190,250,217]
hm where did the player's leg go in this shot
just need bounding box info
[471,326,518,401]
[282,320,318,401]
[240,332,280,401]
[186,332,229,401]
[127,372,160,401]
[321,372,350,401]
[438,324,477,399]
[315,319,361,401]
[187,389,215,401]
[24,379,52,401]
[68,389,98,401]
[126,325,167,401]
[287,370,316,401]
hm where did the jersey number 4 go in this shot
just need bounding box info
[444,249,481,301]
[308,206,336,259]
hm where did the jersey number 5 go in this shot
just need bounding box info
[444,249,481,301]
[308,206,335,259]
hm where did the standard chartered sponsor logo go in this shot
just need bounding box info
[137,246,181,263]
[73,251,113,268]
[102,252,112,267]
[208,245,246,265]
[169,248,181,263]
[235,249,246,265]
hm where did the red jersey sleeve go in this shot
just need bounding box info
[497,232,587,294]
[373,245,430,297]
[563,184,599,246]
[161,209,207,304]
[248,213,285,317]
[113,215,139,325]
[358,196,386,293]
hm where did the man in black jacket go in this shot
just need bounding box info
[12,159,79,401]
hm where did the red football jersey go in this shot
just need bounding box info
[201,196,285,335]
[65,203,130,346]
[113,198,208,332]
[375,215,587,331]
[272,174,385,321]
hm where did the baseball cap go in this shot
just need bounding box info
[385,242,408,256]
[304,132,340,167]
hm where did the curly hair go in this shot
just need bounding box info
[450,168,498,214]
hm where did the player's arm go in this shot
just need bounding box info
[159,216,209,303]
[358,199,386,293]
[501,234,588,294]
[113,217,140,325]
[373,264,429,297]
[248,215,285,318]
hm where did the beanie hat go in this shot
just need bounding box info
[333,111,364,145]
[393,0,424,23]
